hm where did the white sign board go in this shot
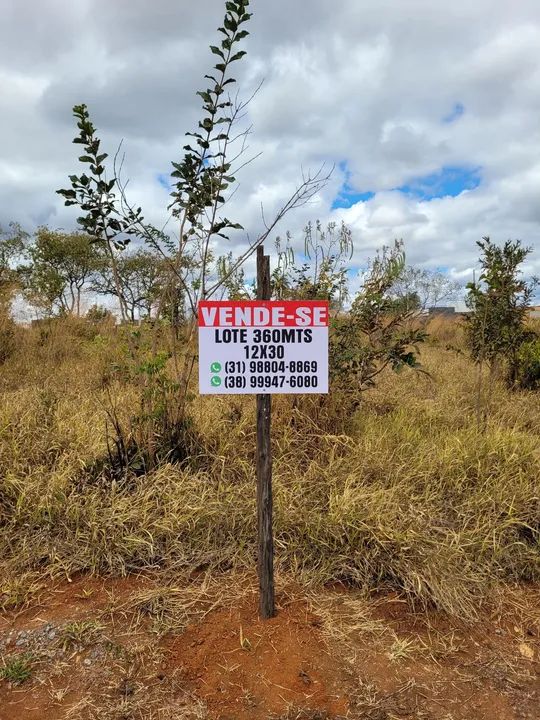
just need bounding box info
[198,300,329,394]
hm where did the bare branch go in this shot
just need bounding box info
[206,164,333,298]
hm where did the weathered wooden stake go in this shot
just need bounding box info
[256,245,275,619]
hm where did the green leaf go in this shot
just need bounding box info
[224,16,237,32]
[196,90,213,103]
[210,45,225,58]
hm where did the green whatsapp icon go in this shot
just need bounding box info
[210,375,222,387]
[210,361,222,373]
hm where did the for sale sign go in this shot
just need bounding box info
[198,300,329,394]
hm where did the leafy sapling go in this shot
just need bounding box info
[57,104,144,321]
[465,237,538,387]
[330,240,428,396]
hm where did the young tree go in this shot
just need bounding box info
[92,248,166,321]
[56,0,330,467]
[0,223,27,298]
[21,228,101,316]
[330,240,427,395]
[58,0,328,322]
[0,223,27,363]
[390,265,461,311]
[57,105,144,322]
[465,236,538,386]
[272,221,353,311]
[216,251,252,299]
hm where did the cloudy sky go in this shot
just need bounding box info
[2,0,540,292]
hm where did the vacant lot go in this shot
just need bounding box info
[0,317,538,718]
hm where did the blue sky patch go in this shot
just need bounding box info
[332,161,375,209]
[332,190,375,209]
[331,161,481,210]
[443,102,465,123]
[397,165,481,200]
[157,173,170,190]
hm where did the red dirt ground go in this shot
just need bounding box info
[0,575,538,720]
[165,597,349,719]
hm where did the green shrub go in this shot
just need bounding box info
[0,654,33,684]
[516,337,540,390]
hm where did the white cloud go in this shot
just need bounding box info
[1,0,540,285]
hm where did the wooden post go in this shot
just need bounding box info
[256,245,275,619]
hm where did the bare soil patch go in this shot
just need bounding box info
[165,597,349,719]
[0,575,538,719]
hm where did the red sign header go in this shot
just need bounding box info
[198,300,329,328]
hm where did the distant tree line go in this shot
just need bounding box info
[0,224,169,321]
[0,219,462,322]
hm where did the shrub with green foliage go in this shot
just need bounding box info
[20,228,101,316]
[0,654,33,684]
[515,338,540,390]
[465,237,538,386]
[330,241,427,397]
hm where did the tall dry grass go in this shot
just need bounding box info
[0,317,538,618]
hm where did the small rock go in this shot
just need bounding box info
[83,658,92,666]
[299,670,312,686]
[119,679,135,697]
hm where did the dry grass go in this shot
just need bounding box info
[65,688,208,720]
[111,572,255,635]
[0,318,538,620]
